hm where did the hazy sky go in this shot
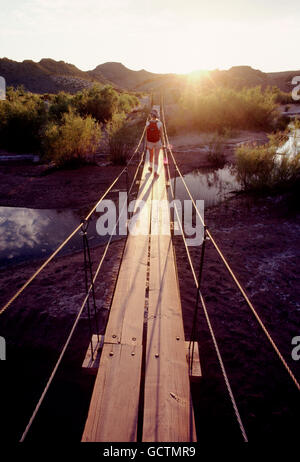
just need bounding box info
[1,0,299,73]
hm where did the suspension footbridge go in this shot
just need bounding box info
[1,100,299,443]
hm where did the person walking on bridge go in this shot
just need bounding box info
[146,109,163,178]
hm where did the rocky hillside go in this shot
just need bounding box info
[0,58,299,95]
[89,63,300,94]
[0,58,111,94]
[207,66,300,93]
[88,62,159,90]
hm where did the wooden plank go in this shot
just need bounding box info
[83,109,197,442]
[142,152,197,442]
[82,156,153,442]
[104,157,152,346]
[82,334,104,374]
[82,343,143,442]
[185,341,202,382]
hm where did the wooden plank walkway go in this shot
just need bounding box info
[142,151,196,442]
[82,157,152,442]
[82,107,196,442]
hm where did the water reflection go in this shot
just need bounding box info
[0,207,110,268]
[172,164,240,209]
[0,166,240,267]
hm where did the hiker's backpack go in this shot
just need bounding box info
[146,121,160,143]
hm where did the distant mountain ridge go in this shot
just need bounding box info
[210,65,300,93]
[0,58,299,95]
[88,62,159,89]
[0,58,112,94]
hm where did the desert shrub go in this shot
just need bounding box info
[235,127,300,191]
[5,85,28,101]
[75,84,119,123]
[107,112,138,164]
[43,110,101,167]
[269,86,294,105]
[48,92,73,121]
[117,93,139,113]
[235,143,276,190]
[0,86,139,158]
[168,86,278,134]
[205,134,226,167]
[0,92,47,152]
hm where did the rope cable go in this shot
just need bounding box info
[19,141,146,442]
[161,120,249,442]
[0,125,146,316]
[161,101,300,393]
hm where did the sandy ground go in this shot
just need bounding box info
[0,162,136,210]
[0,135,299,443]
[168,130,269,170]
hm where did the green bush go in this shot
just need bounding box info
[235,142,276,190]
[107,113,138,164]
[48,92,73,121]
[0,86,140,160]
[0,91,47,152]
[5,85,30,102]
[117,93,139,113]
[167,86,279,134]
[269,86,294,105]
[235,127,300,191]
[205,133,226,167]
[75,84,119,123]
[43,110,101,167]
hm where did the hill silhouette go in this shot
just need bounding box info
[0,58,299,95]
[0,58,111,94]
[88,62,159,89]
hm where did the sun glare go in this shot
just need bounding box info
[187,70,211,80]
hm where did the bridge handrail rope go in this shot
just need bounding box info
[0,125,146,317]
[161,123,248,443]
[161,100,300,393]
[19,141,147,442]
[7,100,300,442]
